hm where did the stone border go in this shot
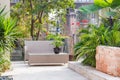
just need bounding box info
[68,61,120,80]
[0,75,13,80]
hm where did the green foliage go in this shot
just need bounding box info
[11,0,74,40]
[79,0,120,15]
[0,17,20,52]
[0,52,11,75]
[0,7,5,15]
[74,21,120,67]
[77,0,120,67]
[94,0,113,8]
[46,34,66,48]
[111,0,120,8]
[0,8,20,74]
[79,4,103,14]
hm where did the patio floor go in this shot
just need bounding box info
[2,61,88,80]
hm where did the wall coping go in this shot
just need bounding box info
[68,61,120,80]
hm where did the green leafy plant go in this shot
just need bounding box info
[79,0,120,14]
[74,21,120,67]
[0,7,5,15]
[0,9,20,74]
[52,37,64,48]
[46,34,66,48]
[74,0,120,67]
[46,34,67,54]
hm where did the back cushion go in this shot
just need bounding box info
[25,41,54,53]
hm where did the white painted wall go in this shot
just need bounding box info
[0,0,10,17]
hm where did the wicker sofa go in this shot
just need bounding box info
[24,41,69,65]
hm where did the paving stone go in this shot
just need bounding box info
[2,61,88,80]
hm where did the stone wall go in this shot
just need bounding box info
[96,46,120,76]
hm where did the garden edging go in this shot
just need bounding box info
[68,61,120,80]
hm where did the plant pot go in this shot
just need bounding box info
[54,47,61,54]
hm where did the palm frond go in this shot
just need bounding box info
[79,4,102,14]
[0,7,6,15]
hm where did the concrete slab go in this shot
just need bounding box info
[2,61,88,80]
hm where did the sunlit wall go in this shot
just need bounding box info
[0,0,10,17]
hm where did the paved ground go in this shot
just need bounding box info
[2,61,88,80]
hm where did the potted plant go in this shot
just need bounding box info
[52,36,64,54]
[46,34,66,54]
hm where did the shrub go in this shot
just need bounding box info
[74,21,120,67]
[0,8,20,74]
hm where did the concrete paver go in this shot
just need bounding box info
[2,61,88,80]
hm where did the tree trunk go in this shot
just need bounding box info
[36,27,40,40]
[30,19,34,40]
[29,0,35,40]
[36,11,43,40]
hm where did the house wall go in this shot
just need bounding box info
[0,0,10,17]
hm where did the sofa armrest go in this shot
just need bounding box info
[24,46,28,61]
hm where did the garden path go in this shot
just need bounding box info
[2,61,88,80]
